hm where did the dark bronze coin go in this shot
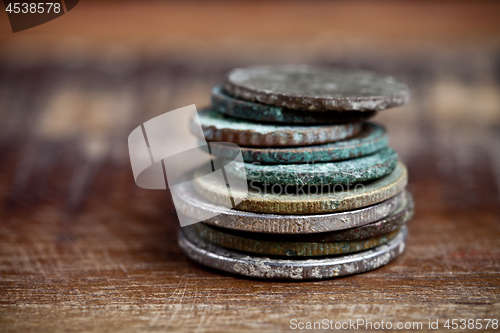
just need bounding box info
[224,65,410,112]
[211,85,376,124]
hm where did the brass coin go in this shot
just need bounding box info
[193,161,408,214]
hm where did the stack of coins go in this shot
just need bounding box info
[176,65,413,280]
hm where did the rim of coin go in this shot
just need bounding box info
[190,109,362,147]
[211,85,377,124]
[172,176,407,233]
[188,191,413,241]
[193,161,408,214]
[202,122,388,164]
[223,65,410,112]
[189,223,400,257]
[178,226,407,279]
[225,147,398,185]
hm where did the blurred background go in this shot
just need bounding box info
[1,0,499,211]
[1,1,500,331]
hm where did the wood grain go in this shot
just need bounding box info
[1,2,500,332]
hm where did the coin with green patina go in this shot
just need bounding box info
[179,226,407,279]
[211,85,376,124]
[202,122,388,164]
[224,65,410,111]
[193,161,408,214]
[190,109,362,147]
[225,147,398,185]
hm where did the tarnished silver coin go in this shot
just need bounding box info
[186,194,413,256]
[224,65,410,112]
[187,192,413,242]
[171,178,407,233]
[178,226,407,280]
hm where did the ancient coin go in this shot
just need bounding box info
[183,191,413,241]
[224,65,410,112]
[194,161,408,214]
[211,85,376,124]
[203,122,388,164]
[189,223,400,257]
[225,147,398,185]
[171,178,406,233]
[190,109,362,147]
[178,226,407,279]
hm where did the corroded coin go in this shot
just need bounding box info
[194,161,408,214]
[203,122,388,164]
[178,226,407,279]
[224,65,410,112]
[211,85,376,124]
[225,147,398,185]
[189,223,400,257]
[185,191,413,241]
[190,109,362,147]
[171,178,406,233]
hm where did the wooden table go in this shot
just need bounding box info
[1,2,500,332]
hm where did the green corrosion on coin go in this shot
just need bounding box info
[190,109,362,147]
[193,161,408,214]
[224,147,398,185]
[203,122,388,164]
[211,85,376,124]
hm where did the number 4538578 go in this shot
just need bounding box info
[444,319,498,330]
[5,3,61,14]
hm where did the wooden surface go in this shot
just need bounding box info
[1,2,500,332]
